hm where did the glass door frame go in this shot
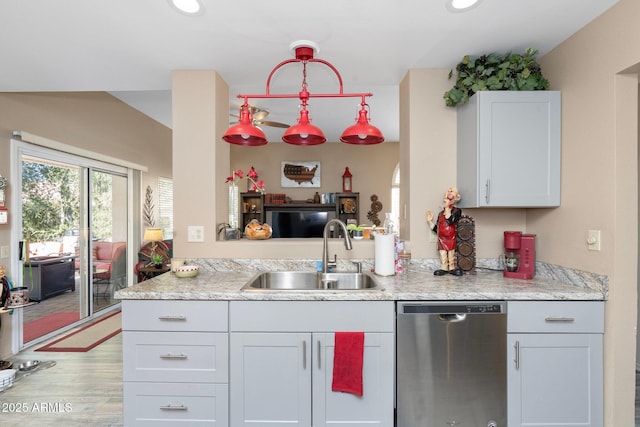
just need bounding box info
[9,138,140,352]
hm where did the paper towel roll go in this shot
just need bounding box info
[375,233,395,276]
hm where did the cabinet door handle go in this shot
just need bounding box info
[545,316,575,323]
[160,404,187,411]
[303,340,307,370]
[160,353,187,360]
[158,315,187,321]
[485,179,491,204]
[514,340,520,370]
[317,340,322,370]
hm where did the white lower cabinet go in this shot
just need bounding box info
[507,301,604,427]
[229,301,395,427]
[122,300,229,426]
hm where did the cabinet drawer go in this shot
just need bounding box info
[122,300,228,332]
[123,331,228,383]
[124,382,228,426]
[508,301,604,333]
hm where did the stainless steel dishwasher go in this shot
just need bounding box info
[397,301,506,427]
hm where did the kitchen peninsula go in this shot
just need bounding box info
[116,259,606,426]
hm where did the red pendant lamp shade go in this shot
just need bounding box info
[282,107,326,145]
[222,103,267,146]
[340,102,384,145]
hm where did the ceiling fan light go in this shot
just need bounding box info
[282,108,326,145]
[340,108,384,145]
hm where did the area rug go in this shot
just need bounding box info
[36,311,121,352]
[23,311,80,342]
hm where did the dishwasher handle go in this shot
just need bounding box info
[438,313,467,322]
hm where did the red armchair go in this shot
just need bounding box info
[93,241,127,286]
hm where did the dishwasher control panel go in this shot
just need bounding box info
[399,302,506,314]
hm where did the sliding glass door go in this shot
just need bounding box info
[21,156,85,343]
[91,169,128,311]
[17,145,131,346]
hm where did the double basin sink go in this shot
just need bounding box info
[241,271,383,292]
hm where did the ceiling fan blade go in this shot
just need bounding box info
[257,120,290,128]
[252,110,268,121]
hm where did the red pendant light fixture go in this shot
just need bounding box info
[282,105,326,145]
[340,97,384,144]
[222,99,268,146]
[281,88,326,145]
[226,41,384,146]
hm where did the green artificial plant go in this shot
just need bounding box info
[444,48,550,107]
[346,223,367,232]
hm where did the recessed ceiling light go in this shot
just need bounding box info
[169,0,203,16]
[447,0,482,12]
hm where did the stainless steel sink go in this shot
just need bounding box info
[241,271,382,291]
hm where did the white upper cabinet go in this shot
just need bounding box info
[456,91,561,208]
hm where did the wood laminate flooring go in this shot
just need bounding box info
[1,315,123,426]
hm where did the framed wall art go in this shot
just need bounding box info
[281,161,321,188]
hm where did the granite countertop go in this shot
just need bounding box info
[115,258,607,302]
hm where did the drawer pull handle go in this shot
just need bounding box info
[160,353,187,360]
[514,340,520,370]
[158,315,187,321]
[160,404,187,411]
[545,316,575,323]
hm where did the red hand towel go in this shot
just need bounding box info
[332,331,364,396]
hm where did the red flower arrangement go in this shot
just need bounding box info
[226,167,266,194]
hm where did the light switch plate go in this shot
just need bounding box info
[0,246,8,258]
[188,225,205,242]
[587,229,601,251]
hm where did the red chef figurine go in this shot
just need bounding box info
[427,186,462,276]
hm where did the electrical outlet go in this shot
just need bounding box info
[0,245,8,258]
[587,230,601,251]
[188,225,205,242]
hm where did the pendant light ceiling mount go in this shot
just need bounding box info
[223,40,385,146]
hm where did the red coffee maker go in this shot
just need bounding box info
[503,231,536,279]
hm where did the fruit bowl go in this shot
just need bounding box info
[174,265,199,278]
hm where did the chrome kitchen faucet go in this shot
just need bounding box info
[322,219,353,273]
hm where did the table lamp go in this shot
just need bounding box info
[143,228,163,266]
